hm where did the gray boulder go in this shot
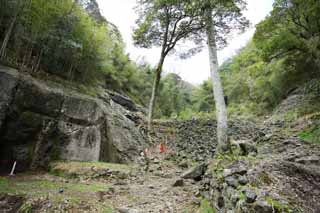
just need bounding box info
[172,179,184,187]
[252,201,273,213]
[223,161,247,177]
[182,163,208,181]
[243,189,257,203]
[238,141,258,156]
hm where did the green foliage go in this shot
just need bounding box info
[192,80,215,113]
[0,0,154,100]
[298,123,320,144]
[155,73,193,118]
[19,202,33,213]
[254,0,320,68]
[0,176,106,195]
[265,196,292,213]
[102,208,114,213]
[133,0,204,57]
[199,198,216,213]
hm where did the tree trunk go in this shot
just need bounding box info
[147,54,165,131]
[33,49,43,73]
[205,8,230,153]
[0,14,17,59]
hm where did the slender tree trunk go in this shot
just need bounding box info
[33,49,43,73]
[147,54,165,131]
[0,15,17,59]
[25,46,33,69]
[205,8,230,153]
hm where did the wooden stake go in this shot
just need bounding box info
[10,161,16,176]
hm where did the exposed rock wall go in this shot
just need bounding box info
[0,65,147,172]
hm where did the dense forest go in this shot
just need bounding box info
[0,0,319,120]
[0,0,156,104]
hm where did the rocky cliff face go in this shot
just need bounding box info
[0,65,147,173]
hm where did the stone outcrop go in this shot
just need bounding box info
[0,65,147,172]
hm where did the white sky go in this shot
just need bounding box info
[97,0,274,84]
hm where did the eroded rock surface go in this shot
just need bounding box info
[0,65,147,172]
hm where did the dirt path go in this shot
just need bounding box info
[0,154,202,212]
[107,161,199,212]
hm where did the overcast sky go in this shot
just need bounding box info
[97,0,274,84]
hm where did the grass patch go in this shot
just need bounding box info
[266,196,292,213]
[0,177,16,193]
[199,199,216,213]
[103,207,114,213]
[50,161,135,178]
[0,175,113,211]
[19,202,33,213]
[298,123,320,144]
[0,177,107,197]
[239,192,246,201]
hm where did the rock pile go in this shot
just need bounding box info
[166,119,263,163]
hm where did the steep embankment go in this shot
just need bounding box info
[196,87,320,213]
[0,65,147,173]
[200,126,320,212]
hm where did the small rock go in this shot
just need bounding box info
[178,161,189,169]
[96,191,106,201]
[181,163,208,181]
[217,196,224,208]
[153,158,160,164]
[225,176,239,188]
[244,189,257,203]
[237,140,258,156]
[192,197,201,206]
[154,171,163,177]
[252,201,273,213]
[165,202,174,211]
[295,156,320,165]
[172,179,184,187]
[224,161,247,177]
[108,187,115,194]
[117,208,139,213]
[115,180,128,186]
[195,190,201,197]
[137,180,144,185]
[238,175,249,185]
[231,194,239,206]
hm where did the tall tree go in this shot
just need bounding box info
[187,0,249,152]
[133,0,204,130]
[205,8,229,152]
